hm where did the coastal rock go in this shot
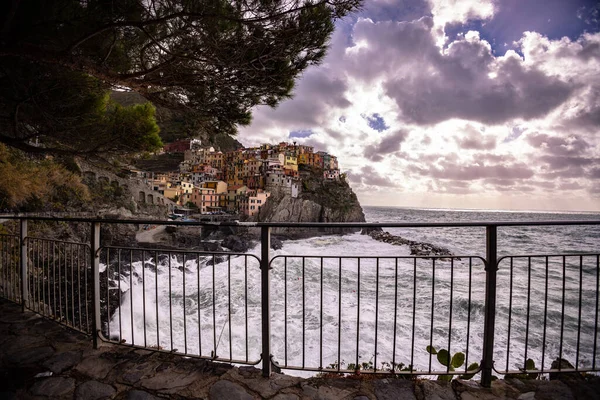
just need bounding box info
[256,176,365,239]
[368,230,456,258]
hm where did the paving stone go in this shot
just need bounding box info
[374,379,416,400]
[127,390,162,400]
[43,350,82,374]
[228,368,302,398]
[140,369,204,391]
[353,396,370,400]
[29,377,75,398]
[517,393,535,400]
[273,394,301,400]
[209,380,254,400]
[74,354,116,380]
[418,380,457,400]
[5,345,55,365]
[75,380,116,400]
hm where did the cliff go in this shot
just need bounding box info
[255,171,365,239]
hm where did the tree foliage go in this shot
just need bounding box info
[0,0,361,155]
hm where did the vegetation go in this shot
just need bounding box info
[426,345,479,381]
[0,144,90,211]
[0,0,362,155]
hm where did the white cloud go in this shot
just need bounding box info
[237,11,600,212]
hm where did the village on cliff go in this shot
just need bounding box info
[139,139,342,216]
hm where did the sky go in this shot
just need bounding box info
[238,0,600,212]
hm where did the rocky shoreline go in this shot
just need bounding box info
[366,230,457,259]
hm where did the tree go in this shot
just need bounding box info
[0,0,362,155]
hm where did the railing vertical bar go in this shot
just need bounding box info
[559,255,566,370]
[319,257,323,370]
[356,257,361,371]
[106,248,111,339]
[119,250,123,343]
[260,226,271,377]
[302,256,306,369]
[337,257,342,372]
[155,250,159,350]
[374,258,380,372]
[169,252,173,351]
[524,257,532,370]
[465,257,472,371]
[411,257,416,372]
[284,257,288,366]
[58,240,63,320]
[594,254,599,370]
[130,249,135,346]
[447,258,454,374]
[76,244,81,330]
[244,255,248,362]
[42,241,47,316]
[481,225,498,387]
[84,238,89,334]
[429,258,435,374]
[91,221,101,349]
[576,255,583,370]
[143,250,148,349]
[33,239,37,313]
[506,257,514,371]
[228,254,232,360]
[182,253,186,354]
[212,253,216,358]
[71,243,75,326]
[53,241,57,317]
[197,253,201,356]
[541,256,549,371]
[392,258,398,371]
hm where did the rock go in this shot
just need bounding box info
[30,377,75,397]
[43,350,82,374]
[127,390,162,400]
[75,381,116,400]
[417,380,457,400]
[273,394,300,400]
[549,358,583,383]
[222,235,250,253]
[271,236,284,250]
[209,380,254,400]
[374,379,416,400]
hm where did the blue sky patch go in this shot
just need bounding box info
[289,129,314,139]
[363,113,390,132]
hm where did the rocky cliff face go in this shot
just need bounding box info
[255,175,365,239]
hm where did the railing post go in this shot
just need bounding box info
[91,221,101,348]
[482,225,498,387]
[261,226,271,377]
[20,219,28,312]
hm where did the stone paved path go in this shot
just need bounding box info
[1,298,600,399]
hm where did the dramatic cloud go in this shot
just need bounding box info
[237,0,600,211]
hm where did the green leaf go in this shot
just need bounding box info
[451,352,465,368]
[437,374,453,381]
[426,345,438,355]
[459,363,479,380]
[525,359,536,370]
[437,349,450,367]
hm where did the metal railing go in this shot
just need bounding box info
[0,216,599,387]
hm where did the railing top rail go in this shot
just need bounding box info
[1,215,600,228]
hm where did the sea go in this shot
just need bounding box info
[104,206,600,377]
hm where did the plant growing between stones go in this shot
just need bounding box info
[426,345,479,381]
